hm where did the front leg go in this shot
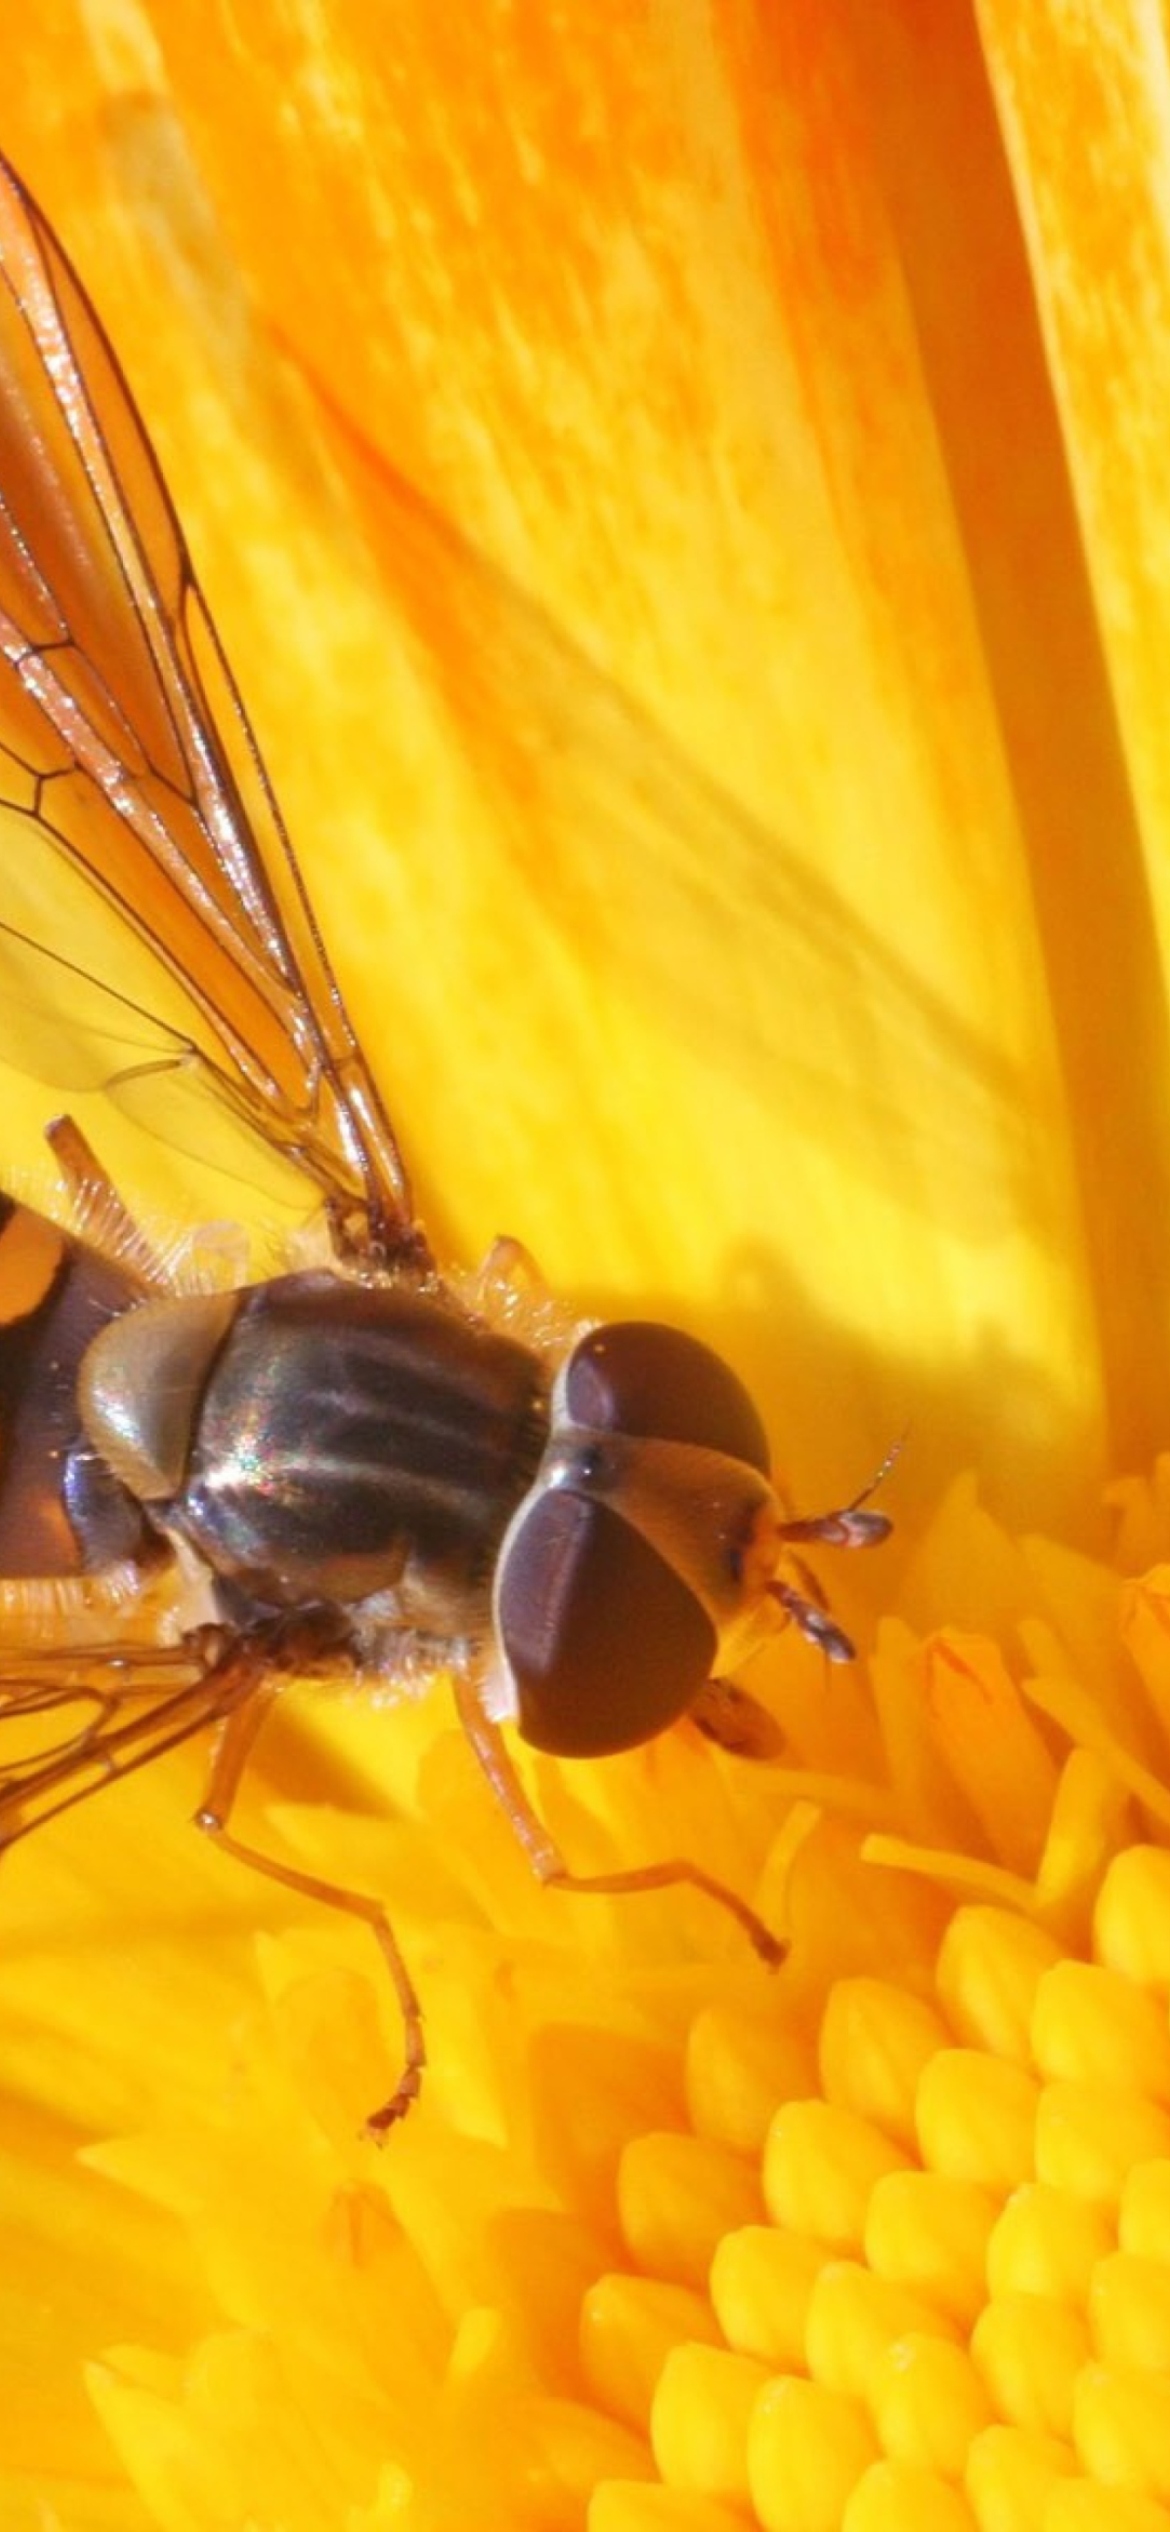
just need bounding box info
[452,1671,787,1966]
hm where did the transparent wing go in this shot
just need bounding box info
[0,916,330,1204]
[0,1637,257,1846]
[0,156,427,1264]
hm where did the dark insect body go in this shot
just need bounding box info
[0,156,889,2130]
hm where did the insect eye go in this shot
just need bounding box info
[495,1489,715,1756]
[561,1321,770,1473]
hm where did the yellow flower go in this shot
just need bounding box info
[3,5,1170,2529]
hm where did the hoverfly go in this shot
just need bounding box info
[0,154,889,2133]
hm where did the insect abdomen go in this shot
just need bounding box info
[0,1196,150,1577]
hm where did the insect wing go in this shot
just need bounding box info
[0,1640,250,1849]
[0,157,423,1259]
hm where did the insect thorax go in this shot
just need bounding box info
[0,1202,551,1640]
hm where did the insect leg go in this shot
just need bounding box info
[45,1114,164,1285]
[688,1674,787,1760]
[452,1673,787,1966]
[476,1234,546,1290]
[194,1687,426,2138]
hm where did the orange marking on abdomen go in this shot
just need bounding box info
[0,1205,66,1324]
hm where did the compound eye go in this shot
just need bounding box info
[496,1490,716,1756]
[562,1322,770,1474]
